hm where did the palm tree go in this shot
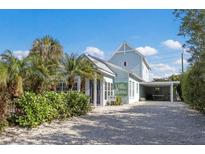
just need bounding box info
[0,50,26,98]
[61,53,95,91]
[30,35,63,63]
[23,53,60,93]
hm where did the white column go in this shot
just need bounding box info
[77,76,81,92]
[93,73,97,106]
[85,78,89,96]
[170,83,173,102]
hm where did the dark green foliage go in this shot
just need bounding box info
[13,91,91,127]
[64,91,91,116]
[181,52,205,112]
[174,10,205,64]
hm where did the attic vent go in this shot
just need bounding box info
[124,61,127,67]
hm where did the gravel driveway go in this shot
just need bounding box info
[0,101,205,145]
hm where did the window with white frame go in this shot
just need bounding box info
[129,81,132,97]
[111,83,113,96]
[136,83,139,94]
[104,82,107,100]
[132,81,135,97]
[104,81,113,100]
[108,82,111,98]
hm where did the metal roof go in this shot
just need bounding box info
[83,54,115,77]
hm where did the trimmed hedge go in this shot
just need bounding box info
[13,91,91,127]
[181,53,205,113]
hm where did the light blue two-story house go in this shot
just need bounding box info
[73,42,179,106]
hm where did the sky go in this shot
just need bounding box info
[0,9,190,79]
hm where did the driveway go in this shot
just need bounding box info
[0,101,205,144]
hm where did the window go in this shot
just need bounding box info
[124,61,127,66]
[132,81,135,97]
[136,83,139,94]
[104,81,113,100]
[108,82,111,97]
[129,81,132,97]
[111,83,113,96]
[104,82,107,100]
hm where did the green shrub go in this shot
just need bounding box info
[64,91,91,116]
[12,91,91,127]
[181,55,205,113]
[115,96,122,105]
[43,91,70,119]
[14,92,57,127]
[107,96,122,106]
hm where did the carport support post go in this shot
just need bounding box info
[170,83,174,102]
[93,73,97,106]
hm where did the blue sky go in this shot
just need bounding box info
[0,9,189,78]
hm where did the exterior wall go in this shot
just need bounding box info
[128,77,140,104]
[106,63,129,104]
[142,61,150,82]
[109,51,142,78]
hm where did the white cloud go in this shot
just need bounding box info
[162,40,182,50]
[13,50,29,59]
[150,63,178,79]
[136,46,158,56]
[84,46,104,59]
[175,58,188,65]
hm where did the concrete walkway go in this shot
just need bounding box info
[0,101,205,144]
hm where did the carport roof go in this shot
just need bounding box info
[140,81,180,87]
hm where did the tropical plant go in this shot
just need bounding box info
[30,35,63,63]
[0,50,26,98]
[61,53,95,90]
[23,54,61,93]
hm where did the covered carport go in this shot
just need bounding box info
[139,81,180,102]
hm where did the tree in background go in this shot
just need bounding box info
[174,10,205,112]
[30,35,63,63]
[0,50,26,98]
[174,10,205,64]
[27,36,64,93]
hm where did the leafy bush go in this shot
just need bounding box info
[14,92,58,127]
[43,91,70,119]
[64,91,91,116]
[181,54,205,113]
[12,91,91,127]
[107,96,122,106]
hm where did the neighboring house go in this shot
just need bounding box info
[61,42,180,106]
